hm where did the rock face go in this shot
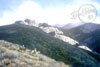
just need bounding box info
[0,40,68,67]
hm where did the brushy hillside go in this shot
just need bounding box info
[61,23,100,53]
[0,24,100,67]
[0,40,68,67]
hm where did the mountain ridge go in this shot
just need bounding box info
[0,19,100,66]
[0,23,99,66]
[61,23,100,53]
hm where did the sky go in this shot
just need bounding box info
[0,0,100,26]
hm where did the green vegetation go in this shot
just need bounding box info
[0,24,99,66]
[61,25,100,53]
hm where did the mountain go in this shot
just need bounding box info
[0,22,100,67]
[61,23,100,53]
[0,40,68,67]
[15,19,79,45]
[52,24,65,28]
[15,19,51,28]
[15,19,39,27]
[60,23,85,29]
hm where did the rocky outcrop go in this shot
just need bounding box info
[78,45,92,52]
[15,19,39,27]
[40,26,80,45]
[39,23,50,27]
[55,34,79,45]
[15,20,28,25]
[40,27,63,35]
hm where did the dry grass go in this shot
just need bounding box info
[0,40,70,67]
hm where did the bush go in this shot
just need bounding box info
[4,53,18,59]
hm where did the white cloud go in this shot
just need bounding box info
[93,16,100,24]
[0,1,44,26]
[44,5,80,25]
[0,0,100,26]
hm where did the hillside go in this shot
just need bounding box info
[0,40,68,67]
[61,23,100,53]
[0,23,100,67]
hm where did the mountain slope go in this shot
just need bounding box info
[0,40,68,67]
[61,23,100,53]
[0,24,99,67]
[61,23,84,29]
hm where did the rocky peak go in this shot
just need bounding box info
[15,19,39,27]
[24,19,38,26]
[15,20,28,25]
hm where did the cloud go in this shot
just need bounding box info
[43,5,80,25]
[0,0,100,26]
[0,1,44,26]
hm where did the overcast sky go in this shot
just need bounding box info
[0,0,100,26]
